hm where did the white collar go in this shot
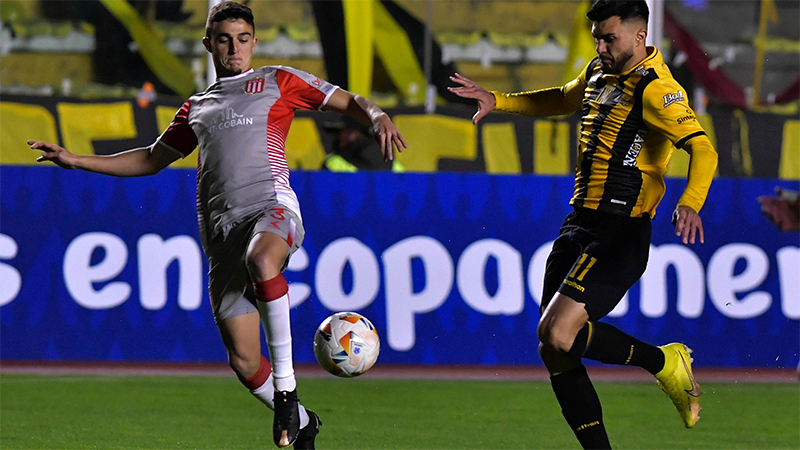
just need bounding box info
[217,68,255,82]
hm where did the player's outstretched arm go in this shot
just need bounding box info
[447,73,496,124]
[323,89,407,162]
[28,140,179,177]
[449,72,582,122]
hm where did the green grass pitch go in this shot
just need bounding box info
[1,374,798,449]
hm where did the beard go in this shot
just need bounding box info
[599,48,634,74]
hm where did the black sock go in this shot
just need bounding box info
[550,365,611,450]
[569,321,665,375]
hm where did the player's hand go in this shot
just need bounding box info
[672,205,704,244]
[28,140,78,169]
[373,113,407,162]
[447,73,496,125]
[757,187,800,232]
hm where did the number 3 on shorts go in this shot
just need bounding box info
[268,208,285,229]
[568,253,597,282]
[270,208,286,221]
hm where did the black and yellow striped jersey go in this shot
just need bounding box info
[493,47,717,218]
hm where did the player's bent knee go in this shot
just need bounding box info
[228,351,261,379]
[536,317,550,344]
[245,249,270,275]
[225,339,262,379]
[537,341,547,357]
[245,245,285,281]
[537,317,578,354]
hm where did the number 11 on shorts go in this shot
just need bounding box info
[569,253,597,282]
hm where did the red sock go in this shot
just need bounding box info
[237,355,271,390]
[254,275,288,302]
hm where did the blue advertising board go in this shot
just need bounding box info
[1,166,798,368]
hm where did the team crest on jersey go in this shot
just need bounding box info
[596,85,625,106]
[663,91,685,108]
[245,77,265,94]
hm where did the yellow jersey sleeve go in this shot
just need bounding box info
[642,78,718,212]
[678,135,717,213]
[491,61,589,117]
[641,78,706,148]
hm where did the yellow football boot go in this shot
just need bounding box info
[655,343,702,428]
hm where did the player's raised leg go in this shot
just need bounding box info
[570,318,702,428]
[247,229,302,447]
[655,343,702,428]
[541,293,701,432]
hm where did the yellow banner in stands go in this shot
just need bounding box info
[4,98,798,180]
[343,0,374,97]
[780,120,799,179]
[99,0,195,99]
[394,114,477,172]
[533,120,570,175]
[0,103,59,165]
[373,1,428,105]
[482,122,521,174]
[57,102,137,157]
[285,118,327,170]
[562,0,595,85]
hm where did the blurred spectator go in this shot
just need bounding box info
[757,187,800,232]
[322,116,395,171]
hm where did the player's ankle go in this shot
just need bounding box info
[274,373,297,392]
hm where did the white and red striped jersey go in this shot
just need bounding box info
[158,66,337,245]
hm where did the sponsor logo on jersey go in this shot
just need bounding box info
[214,107,244,123]
[663,91,685,108]
[208,106,253,134]
[244,77,265,94]
[677,113,696,124]
[311,78,323,88]
[623,129,648,167]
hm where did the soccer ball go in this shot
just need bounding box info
[313,312,380,377]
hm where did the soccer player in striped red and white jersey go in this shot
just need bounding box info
[29,2,406,448]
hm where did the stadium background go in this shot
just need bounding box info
[0,0,798,371]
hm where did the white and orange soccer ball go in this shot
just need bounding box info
[313,312,380,377]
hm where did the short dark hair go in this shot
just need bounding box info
[205,1,255,38]
[586,0,649,24]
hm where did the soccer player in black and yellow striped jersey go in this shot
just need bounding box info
[450,1,716,448]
